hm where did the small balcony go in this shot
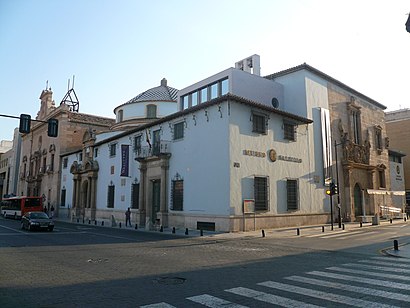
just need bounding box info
[135,141,171,159]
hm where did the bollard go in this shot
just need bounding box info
[119,222,122,228]
[77,218,79,223]
[185,228,188,235]
[82,218,85,224]
[342,224,345,230]
[135,223,138,230]
[102,221,104,226]
[322,226,325,233]
[88,219,91,224]
[94,220,97,225]
[390,219,393,224]
[360,222,362,228]
[296,228,300,236]
[200,229,204,236]
[405,217,407,222]
[160,226,163,232]
[394,239,399,251]
[172,227,176,234]
[262,230,265,237]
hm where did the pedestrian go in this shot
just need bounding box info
[50,205,55,218]
[43,205,47,213]
[125,207,131,227]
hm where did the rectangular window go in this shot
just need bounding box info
[79,153,83,162]
[254,177,268,211]
[109,143,117,157]
[134,135,142,155]
[210,83,218,100]
[152,129,161,155]
[171,180,184,211]
[182,95,189,110]
[252,114,266,134]
[60,189,66,207]
[131,183,139,209]
[221,79,228,95]
[107,185,115,208]
[42,157,46,173]
[200,87,208,103]
[287,179,298,211]
[375,126,382,151]
[379,170,386,188]
[352,110,361,144]
[94,148,98,158]
[173,122,184,140]
[191,92,198,107]
[284,122,296,141]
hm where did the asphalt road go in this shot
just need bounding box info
[1,216,410,307]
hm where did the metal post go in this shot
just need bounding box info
[334,140,341,228]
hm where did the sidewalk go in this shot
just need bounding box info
[55,216,410,258]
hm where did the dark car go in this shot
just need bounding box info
[21,211,54,231]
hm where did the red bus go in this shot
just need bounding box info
[0,196,43,219]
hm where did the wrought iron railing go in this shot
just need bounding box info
[135,141,171,159]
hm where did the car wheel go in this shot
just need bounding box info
[20,222,25,230]
[48,226,54,232]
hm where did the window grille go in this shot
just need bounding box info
[254,177,268,211]
[287,179,298,211]
[171,179,183,211]
[173,122,184,140]
[284,122,296,141]
[107,185,115,208]
[253,114,266,134]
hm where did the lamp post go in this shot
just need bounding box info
[334,140,342,228]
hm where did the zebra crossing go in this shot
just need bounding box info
[141,256,410,307]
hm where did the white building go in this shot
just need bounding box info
[61,56,335,232]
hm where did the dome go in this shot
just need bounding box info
[125,78,178,104]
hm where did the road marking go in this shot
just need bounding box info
[342,263,410,274]
[358,259,410,268]
[0,224,26,234]
[140,303,176,308]
[286,275,410,302]
[187,294,248,307]
[308,270,410,290]
[226,286,323,307]
[327,266,410,281]
[258,281,398,308]
[372,256,410,263]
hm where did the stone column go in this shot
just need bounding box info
[138,162,147,227]
[159,157,169,227]
[87,177,91,208]
[90,175,97,220]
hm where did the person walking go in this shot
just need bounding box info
[125,207,131,227]
[50,205,55,218]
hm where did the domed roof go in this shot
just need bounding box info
[125,78,178,104]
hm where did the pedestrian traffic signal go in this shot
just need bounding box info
[19,114,31,134]
[47,118,58,137]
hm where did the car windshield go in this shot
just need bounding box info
[30,212,49,219]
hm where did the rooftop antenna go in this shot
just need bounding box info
[60,75,80,112]
[46,80,49,90]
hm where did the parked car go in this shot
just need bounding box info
[21,211,54,231]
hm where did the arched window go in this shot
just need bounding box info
[117,109,123,122]
[146,104,157,119]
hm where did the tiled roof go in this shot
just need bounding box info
[125,78,178,104]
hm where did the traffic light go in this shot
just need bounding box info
[47,118,58,137]
[326,182,338,196]
[19,114,31,134]
[333,183,338,195]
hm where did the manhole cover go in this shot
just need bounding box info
[154,277,186,285]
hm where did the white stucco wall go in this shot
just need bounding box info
[228,102,326,217]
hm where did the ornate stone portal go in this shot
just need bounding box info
[70,129,99,221]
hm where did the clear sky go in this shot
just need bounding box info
[1,0,409,142]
